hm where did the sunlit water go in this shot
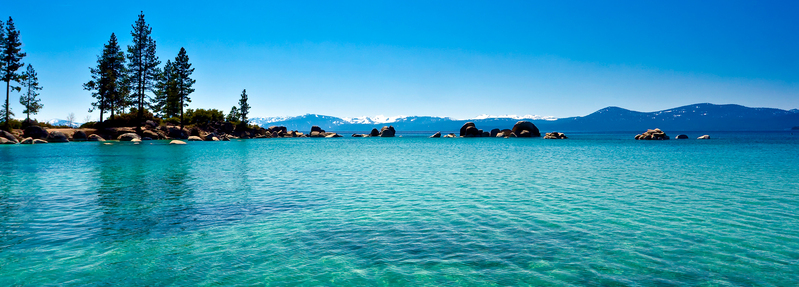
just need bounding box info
[1,132,798,285]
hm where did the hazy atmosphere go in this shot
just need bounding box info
[4,0,799,121]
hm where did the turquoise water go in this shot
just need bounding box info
[1,133,798,286]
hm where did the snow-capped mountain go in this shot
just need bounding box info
[44,119,82,128]
[246,103,799,132]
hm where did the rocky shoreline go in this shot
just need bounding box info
[0,121,717,144]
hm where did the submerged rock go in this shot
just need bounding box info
[443,133,457,138]
[0,137,15,144]
[635,128,669,140]
[187,136,203,141]
[675,134,688,139]
[169,140,187,145]
[698,135,710,139]
[430,132,441,138]
[512,121,541,137]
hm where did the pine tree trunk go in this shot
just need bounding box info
[180,94,184,130]
[5,80,9,131]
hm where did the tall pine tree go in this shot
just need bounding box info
[84,33,128,123]
[238,89,250,125]
[19,64,42,120]
[173,47,195,128]
[2,17,26,131]
[127,11,160,128]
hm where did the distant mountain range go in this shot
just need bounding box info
[249,103,799,133]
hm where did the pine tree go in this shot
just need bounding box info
[238,89,250,125]
[84,33,128,123]
[19,64,42,120]
[153,60,177,118]
[2,17,26,131]
[226,106,240,123]
[127,11,160,128]
[173,48,195,128]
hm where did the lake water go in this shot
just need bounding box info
[1,132,798,285]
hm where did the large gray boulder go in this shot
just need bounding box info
[88,134,106,141]
[142,130,160,140]
[379,126,396,137]
[47,131,70,143]
[118,133,141,141]
[512,121,541,137]
[1,130,18,143]
[1,137,15,144]
[489,129,500,138]
[167,126,188,139]
[634,128,669,140]
[72,130,88,141]
[24,126,49,139]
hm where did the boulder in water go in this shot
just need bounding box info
[675,134,688,139]
[188,136,203,141]
[379,126,396,137]
[698,135,710,139]
[47,131,70,143]
[118,133,141,141]
[169,140,187,145]
[0,137,15,144]
[72,130,88,141]
[370,128,380,137]
[88,134,106,141]
[430,132,441,138]
[635,128,669,140]
[460,122,476,137]
[544,132,568,139]
[489,129,500,138]
[512,121,541,137]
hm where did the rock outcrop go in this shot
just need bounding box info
[24,126,49,139]
[460,122,476,137]
[497,129,513,137]
[698,135,710,139]
[118,133,141,141]
[88,134,106,141]
[169,140,186,145]
[370,128,380,137]
[1,130,19,144]
[675,134,688,139]
[430,132,441,138]
[635,128,669,140]
[379,126,396,137]
[0,137,15,144]
[21,137,47,144]
[142,130,161,140]
[443,133,457,138]
[489,129,500,138]
[544,132,568,139]
[512,121,541,137]
[47,131,70,143]
[166,126,188,139]
[188,136,203,141]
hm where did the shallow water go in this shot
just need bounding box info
[1,133,798,285]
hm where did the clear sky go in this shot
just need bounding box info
[4,0,798,121]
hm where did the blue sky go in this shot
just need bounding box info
[5,0,798,121]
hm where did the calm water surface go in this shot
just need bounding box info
[1,133,798,286]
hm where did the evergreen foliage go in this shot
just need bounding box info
[127,12,160,126]
[153,60,180,118]
[227,106,240,123]
[84,33,129,123]
[19,64,42,120]
[2,17,26,130]
[173,47,195,128]
[238,89,250,124]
